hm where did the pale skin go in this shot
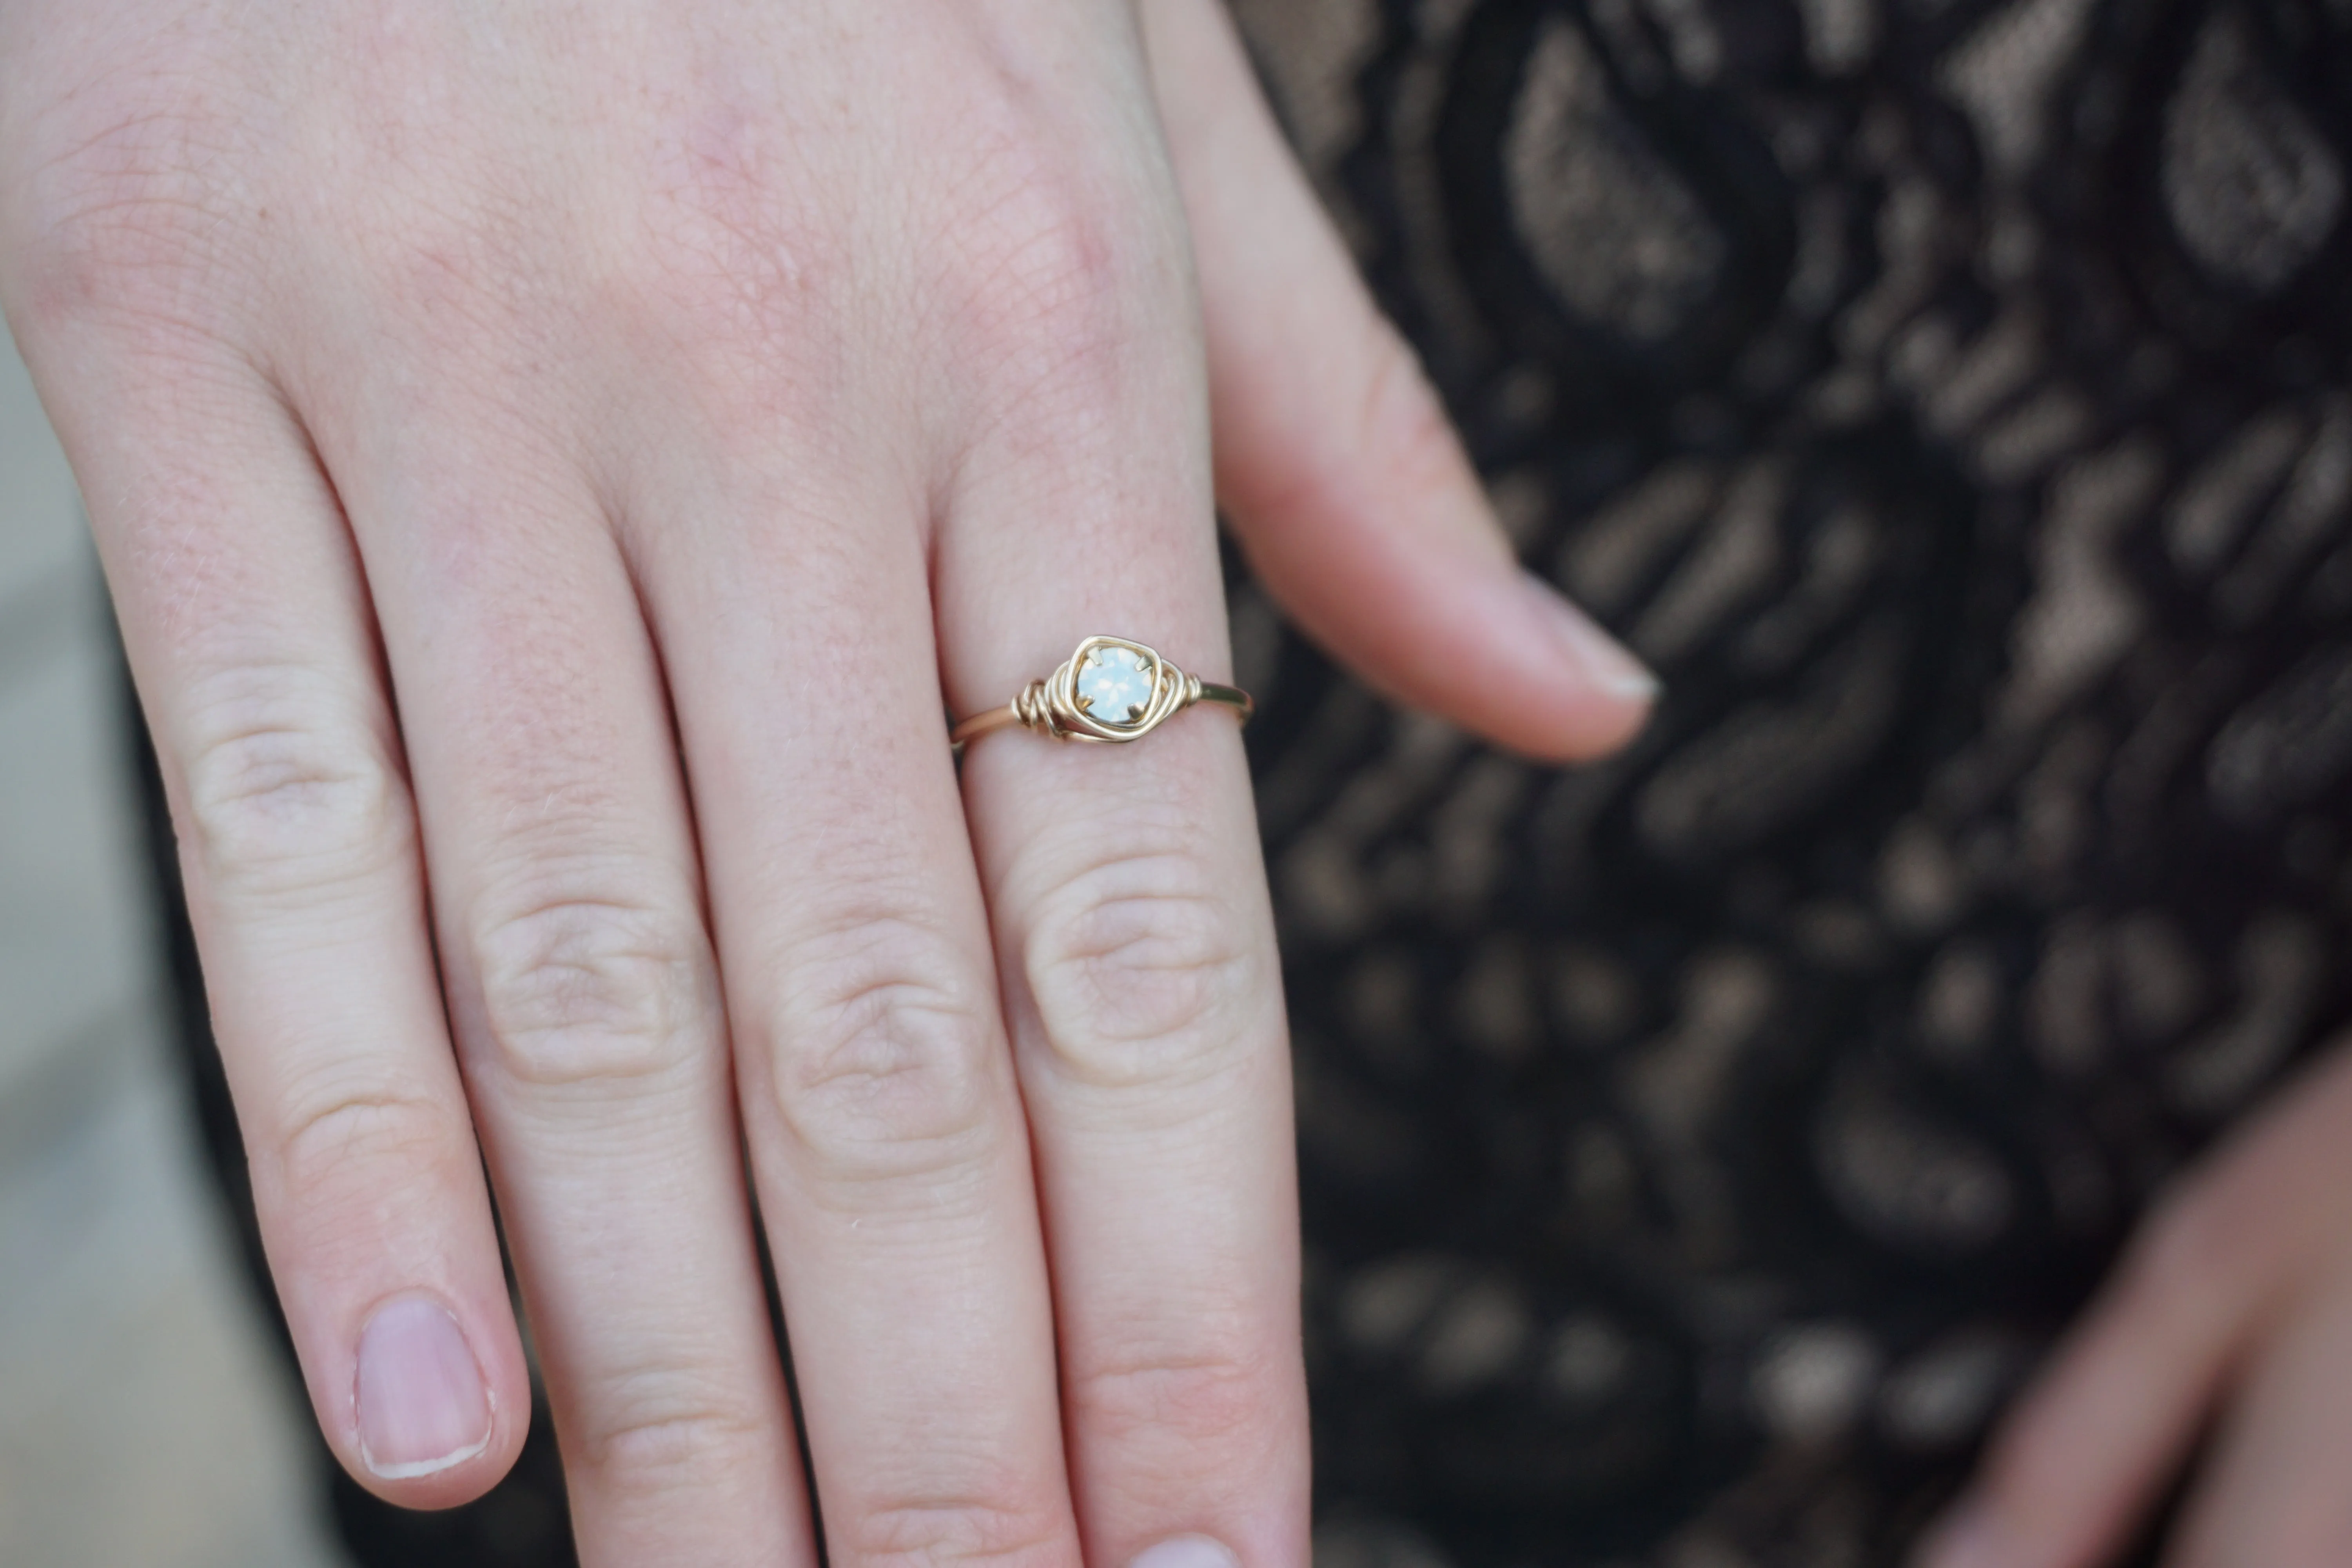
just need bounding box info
[4,2,2339,1566]
[0,2,1653,1566]
[1918,1035,2352,1568]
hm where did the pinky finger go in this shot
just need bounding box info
[1143,0,1656,762]
[19,325,528,1506]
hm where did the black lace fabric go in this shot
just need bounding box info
[1222,0,2352,1562]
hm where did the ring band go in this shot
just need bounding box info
[951,635,1253,747]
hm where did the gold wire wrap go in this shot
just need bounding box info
[951,635,1254,747]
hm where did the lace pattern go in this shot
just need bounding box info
[1225,0,2352,1561]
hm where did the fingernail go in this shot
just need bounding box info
[1125,1535,1242,1568]
[355,1295,493,1481]
[1911,1499,2021,1568]
[1521,572,1660,703]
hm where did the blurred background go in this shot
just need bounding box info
[0,323,348,1567]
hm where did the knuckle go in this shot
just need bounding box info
[270,1087,456,1233]
[766,919,1002,1182]
[368,221,520,346]
[949,164,1152,397]
[180,675,408,898]
[1066,1346,1269,1452]
[629,125,842,407]
[577,1392,772,1494]
[9,105,245,336]
[339,196,568,379]
[636,202,828,346]
[978,191,1122,322]
[1023,848,1258,1089]
[469,893,713,1090]
[841,1495,1071,1568]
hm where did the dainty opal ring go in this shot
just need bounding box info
[951,635,1253,747]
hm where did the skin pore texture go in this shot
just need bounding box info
[13,1,2352,1565]
[0,2,1647,1566]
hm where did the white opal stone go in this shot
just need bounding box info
[1076,645,1154,724]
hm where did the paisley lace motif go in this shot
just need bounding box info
[1226,0,2352,1561]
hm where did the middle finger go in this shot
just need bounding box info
[633,398,1080,1567]
[932,104,1308,1568]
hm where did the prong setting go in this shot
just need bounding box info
[952,634,1248,749]
[1036,637,1186,742]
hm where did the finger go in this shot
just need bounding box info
[15,326,527,1505]
[1916,1049,2352,1568]
[631,414,1078,1568]
[1142,0,1654,764]
[318,402,810,1563]
[2161,1263,2352,1567]
[1910,1219,2247,1568]
[933,141,1308,1568]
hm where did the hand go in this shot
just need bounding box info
[0,1,1653,1563]
[1919,1036,2352,1568]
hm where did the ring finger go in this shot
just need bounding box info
[934,145,1309,1568]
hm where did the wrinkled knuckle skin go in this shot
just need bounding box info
[839,1495,1074,1568]
[268,1091,456,1257]
[635,192,832,352]
[947,156,1162,408]
[1023,855,1256,1091]
[181,683,408,901]
[624,120,851,425]
[765,924,1001,1185]
[469,896,713,1090]
[7,102,256,340]
[359,211,537,357]
[578,1398,771,1496]
[1067,1349,1269,1453]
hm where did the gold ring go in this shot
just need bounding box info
[951,635,1253,747]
